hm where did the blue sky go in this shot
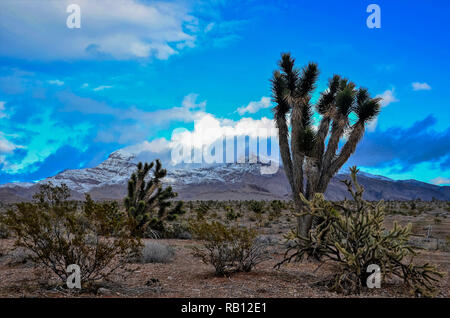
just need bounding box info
[0,0,449,185]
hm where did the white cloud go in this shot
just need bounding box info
[181,93,207,110]
[0,0,198,60]
[376,89,399,108]
[173,113,277,148]
[56,92,208,144]
[93,85,113,91]
[0,101,6,118]
[116,112,280,171]
[48,79,64,86]
[204,22,215,33]
[412,82,431,91]
[366,117,378,132]
[120,138,170,156]
[237,96,272,115]
[367,89,399,132]
[430,177,450,185]
[0,134,20,153]
[58,92,207,128]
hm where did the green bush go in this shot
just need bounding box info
[163,221,192,239]
[195,202,210,220]
[248,201,264,214]
[1,183,141,285]
[190,220,270,276]
[269,200,284,220]
[0,221,9,239]
[225,206,241,221]
[277,167,443,296]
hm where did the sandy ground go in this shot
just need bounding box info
[0,237,448,298]
[0,205,449,298]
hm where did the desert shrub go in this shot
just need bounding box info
[269,200,284,220]
[248,200,264,214]
[0,221,9,238]
[163,221,192,239]
[195,202,210,220]
[225,206,241,221]
[434,217,442,225]
[277,167,443,296]
[135,241,175,264]
[190,220,270,276]
[145,201,187,238]
[270,200,284,213]
[1,183,141,285]
[84,195,126,236]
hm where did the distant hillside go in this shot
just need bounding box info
[1,150,449,203]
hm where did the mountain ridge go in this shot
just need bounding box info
[1,149,449,203]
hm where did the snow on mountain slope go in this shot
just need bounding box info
[1,148,449,202]
[28,149,272,193]
[39,150,138,192]
[357,171,393,182]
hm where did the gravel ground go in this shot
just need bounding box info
[0,237,448,298]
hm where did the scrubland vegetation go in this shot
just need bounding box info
[0,162,448,298]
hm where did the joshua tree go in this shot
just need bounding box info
[124,160,181,236]
[271,53,381,236]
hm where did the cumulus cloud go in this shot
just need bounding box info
[430,177,450,186]
[237,96,272,115]
[0,0,198,60]
[412,82,431,91]
[376,88,399,107]
[116,112,280,173]
[171,113,277,149]
[368,88,399,132]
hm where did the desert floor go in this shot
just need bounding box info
[0,203,449,298]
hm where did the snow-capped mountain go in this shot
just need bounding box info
[39,150,138,193]
[0,149,449,203]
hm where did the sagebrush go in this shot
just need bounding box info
[1,183,141,285]
[190,220,270,276]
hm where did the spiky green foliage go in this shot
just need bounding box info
[277,167,443,296]
[124,160,182,237]
[271,53,381,236]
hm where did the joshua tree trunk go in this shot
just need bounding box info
[271,53,381,237]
